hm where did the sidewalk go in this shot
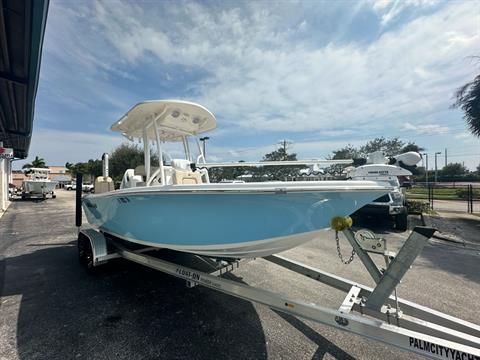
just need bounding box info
[430,199,479,214]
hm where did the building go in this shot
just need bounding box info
[49,165,71,187]
[11,170,27,188]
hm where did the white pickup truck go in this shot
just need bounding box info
[65,183,76,191]
[82,183,94,193]
[346,151,421,232]
[65,183,94,192]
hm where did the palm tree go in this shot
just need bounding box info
[22,156,47,169]
[453,72,480,137]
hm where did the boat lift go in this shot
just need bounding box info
[75,192,480,360]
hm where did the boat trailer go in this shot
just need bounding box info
[76,222,480,359]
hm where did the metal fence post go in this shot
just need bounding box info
[468,184,473,214]
[428,184,434,210]
[76,173,83,228]
[473,185,476,214]
[467,185,472,213]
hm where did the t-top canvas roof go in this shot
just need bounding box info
[111,100,217,142]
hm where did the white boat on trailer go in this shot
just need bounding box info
[22,167,57,199]
[82,100,391,258]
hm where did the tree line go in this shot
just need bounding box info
[65,143,150,183]
[27,137,478,184]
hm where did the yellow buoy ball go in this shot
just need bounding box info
[330,216,353,231]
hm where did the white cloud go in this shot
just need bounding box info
[454,132,471,140]
[14,129,124,169]
[75,1,477,133]
[370,0,439,25]
[31,1,479,170]
[401,122,450,134]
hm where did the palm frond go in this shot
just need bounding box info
[453,74,480,137]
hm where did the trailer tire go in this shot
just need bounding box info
[78,233,95,273]
[395,213,408,231]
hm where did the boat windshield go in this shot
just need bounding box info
[387,179,400,187]
[140,128,208,186]
[160,136,206,165]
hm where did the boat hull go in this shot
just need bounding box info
[83,185,387,258]
[23,180,57,195]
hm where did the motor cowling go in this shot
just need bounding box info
[389,152,422,167]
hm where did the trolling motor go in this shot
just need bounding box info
[346,152,422,178]
[387,152,422,173]
[352,151,421,168]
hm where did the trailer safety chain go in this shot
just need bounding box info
[335,231,356,264]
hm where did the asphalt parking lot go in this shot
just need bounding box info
[1,190,479,359]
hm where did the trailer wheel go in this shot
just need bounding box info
[395,213,408,231]
[78,234,95,273]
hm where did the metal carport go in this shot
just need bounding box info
[0,0,49,212]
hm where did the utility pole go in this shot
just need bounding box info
[199,137,210,160]
[423,153,429,186]
[278,139,293,160]
[444,148,447,167]
[434,152,441,183]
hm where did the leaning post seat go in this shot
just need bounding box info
[171,159,203,184]
[120,169,143,189]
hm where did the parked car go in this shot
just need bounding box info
[8,183,17,197]
[354,187,408,231]
[65,183,76,191]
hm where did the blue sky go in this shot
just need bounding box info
[19,0,480,170]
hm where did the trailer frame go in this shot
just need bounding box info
[76,227,480,360]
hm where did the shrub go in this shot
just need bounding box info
[455,188,480,199]
[406,200,433,214]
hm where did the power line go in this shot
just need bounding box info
[445,153,480,158]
